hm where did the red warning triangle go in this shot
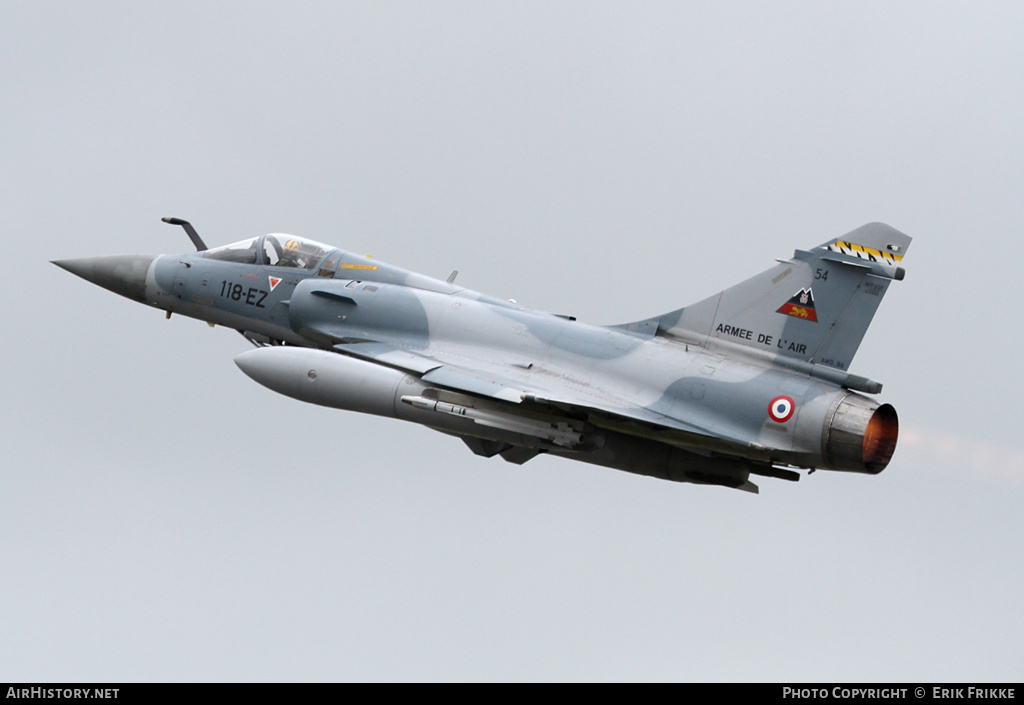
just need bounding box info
[268,276,282,292]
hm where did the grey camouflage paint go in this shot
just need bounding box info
[54,221,911,493]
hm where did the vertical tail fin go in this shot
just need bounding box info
[652,223,911,372]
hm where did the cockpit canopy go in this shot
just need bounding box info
[204,234,331,270]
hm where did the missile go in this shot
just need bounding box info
[400,395,583,448]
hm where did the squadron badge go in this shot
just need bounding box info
[777,287,818,322]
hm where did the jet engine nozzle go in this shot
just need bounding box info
[824,394,899,473]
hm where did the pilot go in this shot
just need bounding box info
[279,238,303,267]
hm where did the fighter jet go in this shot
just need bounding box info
[53,218,910,493]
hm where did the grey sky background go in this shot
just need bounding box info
[2,1,1022,681]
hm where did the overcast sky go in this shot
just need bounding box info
[3,1,1022,681]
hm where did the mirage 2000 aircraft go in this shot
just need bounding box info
[54,218,910,493]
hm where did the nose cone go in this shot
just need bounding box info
[52,254,157,304]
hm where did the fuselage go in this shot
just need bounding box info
[137,235,857,470]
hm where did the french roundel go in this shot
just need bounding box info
[768,395,795,423]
